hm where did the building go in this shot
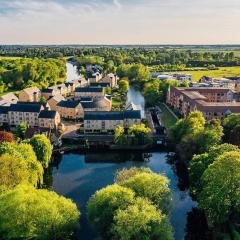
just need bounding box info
[167,87,240,120]
[38,110,61,129]
[99,73,118,88]
[157,73,192,83]
[83,110,141,133]
[0,106,9,126]
[88,72,103,83]
[74,87,104,100]
[47,95,65,111]
[41,88,60,100]
[0,93,18,106]
[56,100,82,119]
[18,87,41,102]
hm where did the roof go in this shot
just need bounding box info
[41,88,54,93]
[39,110,57,119]
[81,101,97,109]
[57,100,80,108]
[90,82,110,87]
[84,110,141,120]
[0,93,18,101]
[79,96,93,102]
[0,106,10,114]
[9,103,42,113]
[22,87,40,94]
[75,87,103,93]
[48,94,65,103]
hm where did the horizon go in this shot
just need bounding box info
[1,0,240,45]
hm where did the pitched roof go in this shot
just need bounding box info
[0,106,10,114]
[79,96,93,102]
[9,103,42,113]
[57,100,80,108]
[0,92,18,101]
[22,87,40,94]
[90,82,110,87]
[81,101,97,109]
[75,87,103,93]
[84,110,141,120]
[39,110,57,119]
[48,94,65,103]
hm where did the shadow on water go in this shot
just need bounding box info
[43,151,203,240]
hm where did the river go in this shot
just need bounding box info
[65,62,80,82]
[51,62,197,240]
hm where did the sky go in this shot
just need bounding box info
[0,0,240,45]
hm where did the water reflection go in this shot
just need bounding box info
[48,152,196,240]
[66,62,81,82]
[126,86,145,117]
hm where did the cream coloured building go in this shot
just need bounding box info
[0,93,18,106]
[74,87,104,100]
[47,95,65,111]
[56,100,82,119]
[84,110,141,133]
[18,87,41,102]
[38,110,61,129]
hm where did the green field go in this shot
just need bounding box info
[164,66,240,82]
[159,103,178,129]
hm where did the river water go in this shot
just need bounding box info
[51,62,197,240]
[65,62,80,82]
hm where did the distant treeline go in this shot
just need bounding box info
[1,46,240,68]
[0,58,66,93]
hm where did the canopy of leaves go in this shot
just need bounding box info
[0,184,80,240]
[198,151,240,224]
[122,172,172,214]
[111,197,173,240]
[0,131,15,143]
[0,142,43,187]
[118,79,129,94]
[87,184,135,236]
[29,134,52,168]
[223,113,240,146]
[16,122,28,139]
[115,167,152,185]
[189,144,240,196]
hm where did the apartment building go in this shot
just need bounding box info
[83,110,141,133]
[167,87,240,120]
[0,102,60,129]
[88,72,103,83]
[74,87,104,100]
[99,73,118,88]
[56,100,82,119]
[18,87,41,102]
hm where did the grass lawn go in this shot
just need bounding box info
[163,66,240,82]
[159,103,178,129]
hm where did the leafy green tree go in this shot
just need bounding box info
[0,142,44,187]
[143,79,160,106]
[122,172,172,214]
[111,197,173,240]
[115,167,152,185]
[189,144,240,197]
[30,134,52,168]
[16,122,28,139]
[118,79,129,95]
[0,153,30,188]
[114,126,127,145]
[39,96,47,104]
[87,184,135,236]
[223,113,240,146]
[0,185,80,240]
[198,151,240,224]
[128,124,152,145]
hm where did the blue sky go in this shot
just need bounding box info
[0,0,240,44]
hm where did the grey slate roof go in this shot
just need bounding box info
[84,110,141,120]
[90,82,110,87]
[75,87,103,93]
[9,103,42,113]
[39,110,57,119]
[81,101,97,109]
[57,100,80,108]
[0,106,10,114]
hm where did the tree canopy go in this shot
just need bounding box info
[0,184,80,240]
[198,151,240,224]
[29,134,52,168]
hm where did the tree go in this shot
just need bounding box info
[39,96,47,104]
[16,122,28,139]
[198,151,240,224]
[122,172,172,214]
[29,134,52,168]
[0,153,30,188]
[115,167,152,185]
[223,113,240,146]
[189,144,239,197]
[87,184,135,236]
[0,142,44,187]
[0,185,80,240]
[128,124,152,145]
[111,197,173,240]
[114,126,127,145]
[143,79,160,106]
[0,131,15,143]
[118,79,129,95]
